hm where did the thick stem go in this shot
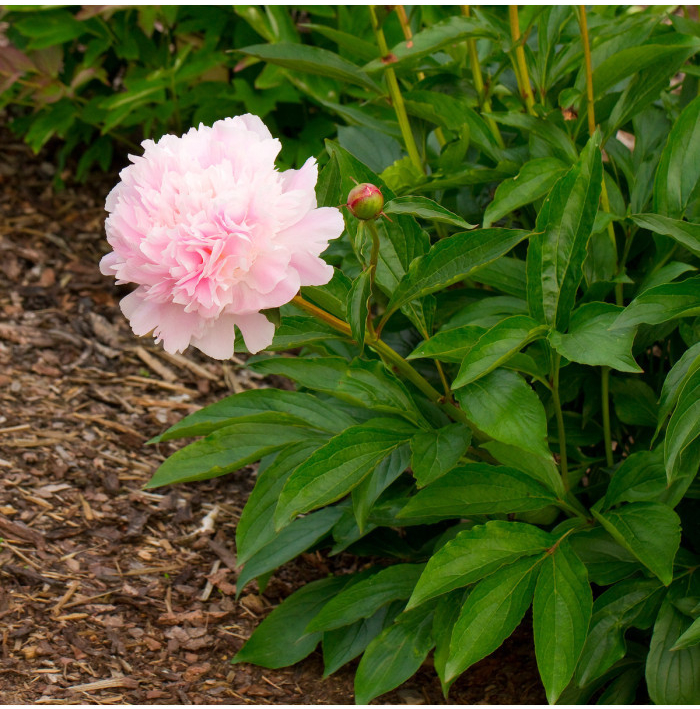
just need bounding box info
[461,6,505,148]
[551,354,569,491]
[601,366,614,467]
[508,6,536,115]
[369,6,424,173]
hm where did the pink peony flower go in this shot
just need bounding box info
[100,115,344,359]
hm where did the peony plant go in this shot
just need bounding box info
[101,6,700,705]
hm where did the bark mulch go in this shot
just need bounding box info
[0,127,546,705]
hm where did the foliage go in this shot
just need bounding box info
[0,5,342,184]
[117,4,698,704]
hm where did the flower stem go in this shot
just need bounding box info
[461,6,505,148]
[369,5,424,173]
[551,354,569,491]
[508,6,536,116]
[292,294,483,437]
[578,5,620,305]
[601,366,614,467]
[365,220,382,337]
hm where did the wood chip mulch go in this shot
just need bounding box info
[0,126,545,705]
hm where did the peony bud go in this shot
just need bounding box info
[346,183,384,221]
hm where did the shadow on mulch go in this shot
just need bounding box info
[0,127,545,705]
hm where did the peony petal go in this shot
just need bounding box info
[191,313,237,360]
[235,311,276,354]
[276,206,345,251]
[290,251,334,286]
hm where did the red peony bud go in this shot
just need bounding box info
[346,183,384,221]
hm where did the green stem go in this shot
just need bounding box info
[395,5,446,148]
[578,5,620,305]
[508,6,536,115]
[365,220,381,337]
[601,366,614,467]
[578,6,596,139]
[291,295,484,439]
[551,354,569,491]
[461,6,505,148]
[369,5,424,173]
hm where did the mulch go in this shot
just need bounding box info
[0,124,546,705]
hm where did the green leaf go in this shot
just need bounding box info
[383,196,475,230]
[408,325,486,364]
[236,440,327,565]
[322,606,394,677]
[569,526,643,586]
[384,228,530,323]
[657,342,700,432]
[603,42,700,138]
[444,295,529,330]
[631,213,700,258]
[591,502,681,586]
[248,356,425,425]
[302,269,352,319]
[145,416,313,488]
[548,302,641,373]
[408,521,554,610]
[673,616,700,651]
[346,269,371,352]
[14,9,85,49]
[267,315,348,351]
[483,157,568,228]
[470,256,528,299]
[354,605,435,705]
[610,378,659,428]
[575,577,664,686]
[481,440,566,498]
[152,389,354,442]
[303,23,378,63]
[596,665,645,704]
[445,554,544,682]
[526,133,603,331]
[646,581,700,704]
[238,42,381,93]
[433,590,467,693]
[410,423,472,488]
[352,444,411,531]
[653,95,700,218]
[453,315,548,388]
[398,463,558,521]
[490,112,578,163]
[533,541,592,703]
[236,506,343,593]
[308,563,425,632]
[233,575,352,668]
[275,418,416,526]
[602,449,668,510]
[454,369,551,459]
[363,15,495,73]
[665,368,700,483]
[614,276,700,328]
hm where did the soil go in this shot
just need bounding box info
[0,128,546,705]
